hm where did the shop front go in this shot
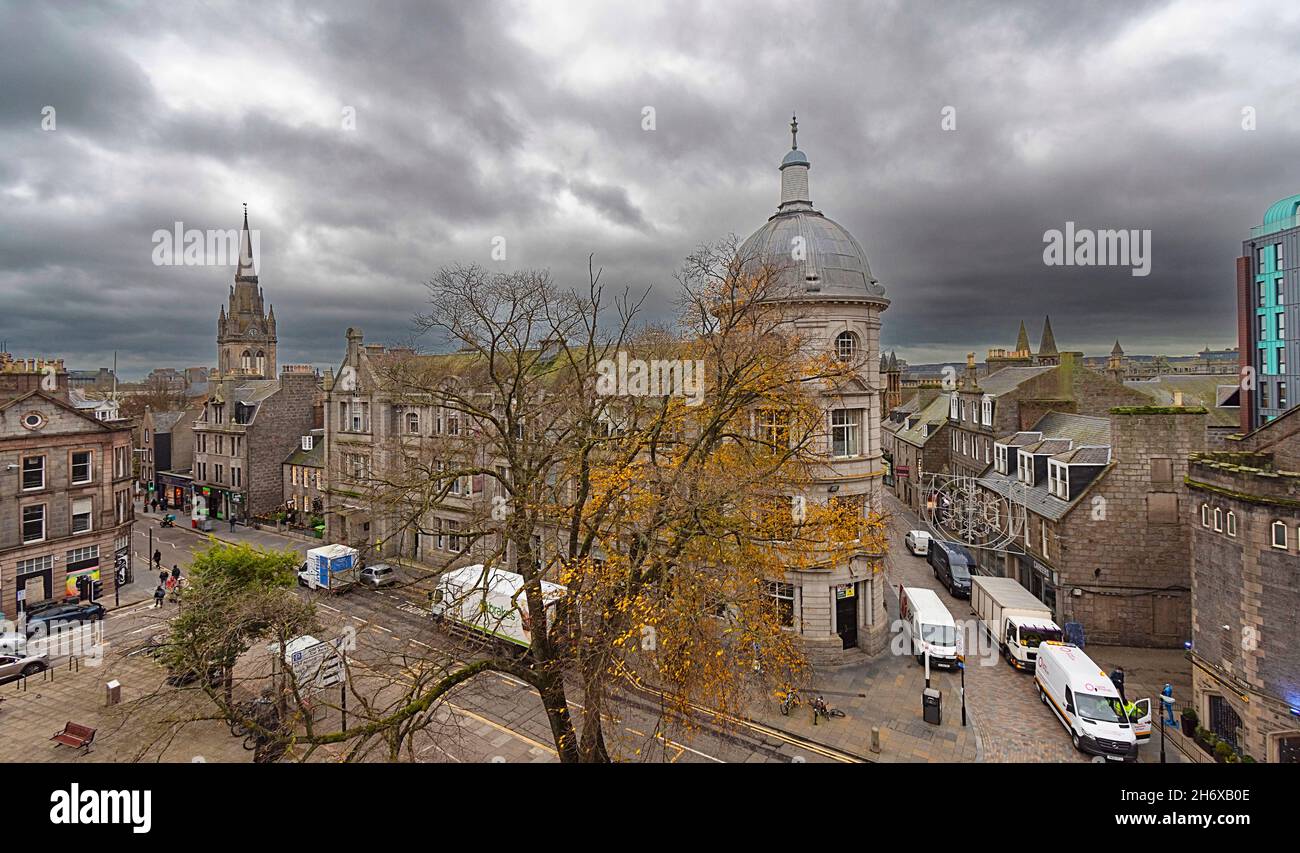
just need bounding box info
[194,485,235,522]
[156,471,193,512]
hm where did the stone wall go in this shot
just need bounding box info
[246,371,318,516]
[1054,409,1205,647]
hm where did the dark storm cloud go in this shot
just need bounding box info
[2,0,1299,376]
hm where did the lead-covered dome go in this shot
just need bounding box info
[739,118,886,302]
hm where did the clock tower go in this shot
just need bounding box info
[216,206,278,378]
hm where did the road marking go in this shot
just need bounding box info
[446,702,556,756]
[318,604,341,614]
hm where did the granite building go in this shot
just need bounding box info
[1186,409,1300,763]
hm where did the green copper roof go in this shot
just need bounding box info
[1253,194,1300,238]
[1264,194,1300,226]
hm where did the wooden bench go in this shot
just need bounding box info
[50,722,95,753]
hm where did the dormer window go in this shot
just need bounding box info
[949,393,959,421]
[1047,461,1068,499]
[981,395,993,427]
[1018,450,1034,485]
[994,443,1008,475]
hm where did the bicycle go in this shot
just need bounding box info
[779,689,801,716]
[810,695,846,722]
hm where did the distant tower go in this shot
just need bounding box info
[986,320,1035,370]
[217,206,277,379]
[1034,315,1060,366]
[884,351,902,411]
[1108,340,1126,382]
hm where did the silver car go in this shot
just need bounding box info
[0,650,49,681]
[359,564,397,589]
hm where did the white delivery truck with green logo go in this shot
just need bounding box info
[430,564,566,648]
[970,575,1062,671]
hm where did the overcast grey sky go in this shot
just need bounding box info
[3,0,1300,377]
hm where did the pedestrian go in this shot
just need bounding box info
[171,564,181,581]
[230,515,236,532]
[158,569,168,586]
[153,585,165,608]
[153,549,162,572]
[1109,666,1126,704]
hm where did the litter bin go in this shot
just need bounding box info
[201,518,214,533]
[923,687,942,726]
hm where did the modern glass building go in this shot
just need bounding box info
[1238,195,1300,430]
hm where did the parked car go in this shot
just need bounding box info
[0,650,49,682]
[23,601,106,638]
[359,564,397,589]
[904,530,931,556]
[928,540,975,598]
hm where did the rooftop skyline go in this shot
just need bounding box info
[4,0,1299,375]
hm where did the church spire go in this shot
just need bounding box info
[236,203,257,281]
[1038,315,1058,356]
[1015,320,1031,353]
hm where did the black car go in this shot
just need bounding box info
[928,540,976,598]
[23,601,107,638]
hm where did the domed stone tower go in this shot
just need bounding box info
[739,117,890,663]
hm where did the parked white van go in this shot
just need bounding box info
[898,585,958,669]
[1035,642,1142,761]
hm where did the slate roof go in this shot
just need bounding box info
[1124,375,1240,428]
[982,411,1115,520]
[284,429,325,467]
[150,411,186,433]
[893,394,951,448]
[975,365,1055,396]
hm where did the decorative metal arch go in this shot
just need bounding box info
[919,473,1028,553]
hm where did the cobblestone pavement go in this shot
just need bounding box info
[880,492,1188,763]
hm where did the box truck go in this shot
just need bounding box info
[430,564,565,648]
[1035,642,1143,761]
[898,585,958,669]
[299,544,359,593]
[970,576,1062,671]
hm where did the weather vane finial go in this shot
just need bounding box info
[790,114,798,150]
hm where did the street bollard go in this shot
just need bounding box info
[105,679,121,706]
[870,726,881,753]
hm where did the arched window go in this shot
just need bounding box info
[1226,511,1237,537]
[406,411,420,434]
[835,331,858,362]
[241,350,252,371]
[1200,503,1210,527]
[1213,507,1223,533]
[1271,520,1288,549]
[256,350,266,375]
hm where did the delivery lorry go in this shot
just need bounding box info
[299,544,359,594]
[430,564,566,648]
[970,576,1062,671]
[1035,641,1145,761]
[898,585,959,669]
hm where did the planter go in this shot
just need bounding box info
[1180,712,1197,732]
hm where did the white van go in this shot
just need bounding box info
[898,585,958,669]
[1035,642,1146,761]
